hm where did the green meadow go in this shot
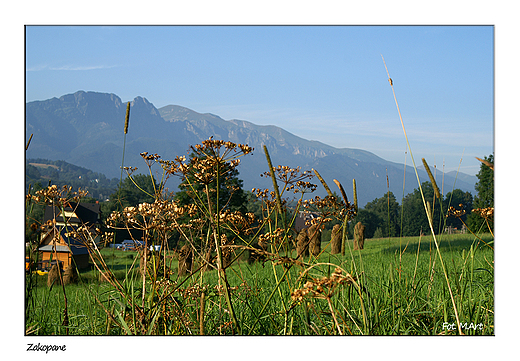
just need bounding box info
[26,233,494,336]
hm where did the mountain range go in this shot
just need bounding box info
[25,91,477,206]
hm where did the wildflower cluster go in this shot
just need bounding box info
[261,165,317,194]
[447,204,467,218]
[302,195,356,224]
[291,268,356,302]
[257,227,286,247]
[472,207,494,220]
[122,166,138,175]
[64,224,95,239]
[106,199,196,233]
[219,210,256,234]
[252,188,288,211]
[196,138,253,156]
[140,152,161,167]
[179,283,208,299]
[160,137,253,185]
[26,184,89,205]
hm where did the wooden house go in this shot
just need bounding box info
[38,202,101,270]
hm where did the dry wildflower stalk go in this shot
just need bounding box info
[382,54,462,335]
[291,267,356,301]
[261,164,317,195]
[291,267,356,335]
[446,204,494,249]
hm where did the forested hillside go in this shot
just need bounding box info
[26,158,119,201]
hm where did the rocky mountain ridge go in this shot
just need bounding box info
[25,91,477,206]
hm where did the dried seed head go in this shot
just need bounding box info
[422,158,441,200]
[124,102,130,134]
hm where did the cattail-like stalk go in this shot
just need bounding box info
[476,157,494,171]
[26,133,33,150]
[352,179,358,214]
[124,102,130,134]
[426,201,432,221]
[313,168,333,197]
[199,292,206,335]
[333,179,349,205]
[422,158,441,200]
[263,145,284,216]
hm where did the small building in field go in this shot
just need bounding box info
[121,239,146,251]
[38,202,101,270]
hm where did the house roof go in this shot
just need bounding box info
[44,201,100,226]
[39,226,90,255]
[39,245,70,253]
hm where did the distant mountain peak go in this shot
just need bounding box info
[26,91,477,206]
[159,104,223,123]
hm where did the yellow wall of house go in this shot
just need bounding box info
[40,251,71,268]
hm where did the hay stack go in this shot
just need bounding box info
[47,264,62,287]
[354,221,366,250]
[178,245,193,276]
[296,229,309,258]
[330,224,342,254]
[308,224,321,256]
[63,265,78,285]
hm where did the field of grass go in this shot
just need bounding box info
[25,233,494,336]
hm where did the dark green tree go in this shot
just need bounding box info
[352,208,381,239]
[363,191,401,238]
[467,154,494,232]
[112,174,158,207]
[401,182,444,236]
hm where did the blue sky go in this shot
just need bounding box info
[26,25,493,176]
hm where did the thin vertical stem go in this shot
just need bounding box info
[263,145,286,228]
[381,54,462,335]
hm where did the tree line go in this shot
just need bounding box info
[25,153,493,243]
[354,154,493,238]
